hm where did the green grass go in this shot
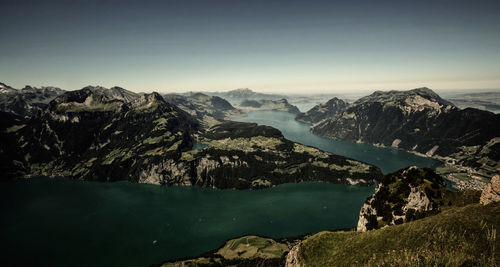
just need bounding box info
[217,235,288,260]
[299,202,499,266]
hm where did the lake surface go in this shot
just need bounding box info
[0,178,373,267]
[235,110,439,174]
[1,110,439,266]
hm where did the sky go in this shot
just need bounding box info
[1,0,500,93]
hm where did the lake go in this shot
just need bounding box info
[235,110,439,174]
[0,178,373,267]
[1,110,440,266]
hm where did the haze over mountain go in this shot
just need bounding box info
[2,0,500,92]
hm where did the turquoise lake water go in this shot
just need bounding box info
[0,179,373,266]
[235,110,440,174]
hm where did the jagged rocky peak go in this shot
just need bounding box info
[357,166,447,231]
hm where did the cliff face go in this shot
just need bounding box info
[480,175,500,205]
[239,99,301,114]
[298,87,500,188]
[357,166,447,231]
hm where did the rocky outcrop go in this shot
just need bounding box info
[357,166,446,231]
[480,175,500,205]
[285,243,303,267]
[239,99,301,114]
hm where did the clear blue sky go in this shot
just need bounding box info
[1,0,499,93]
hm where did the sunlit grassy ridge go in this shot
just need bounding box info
[299,202,499,266]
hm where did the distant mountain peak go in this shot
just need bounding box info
[231,88,252,92]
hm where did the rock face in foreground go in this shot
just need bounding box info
[357,166,447,231]
[239,98,301,114]
[480,175,500,205]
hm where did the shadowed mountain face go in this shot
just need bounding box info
[297,88,500,184]
[0,83,65,118]
[163,92,244,128]
[2,87,198,181]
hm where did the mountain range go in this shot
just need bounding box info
[0,83,382,188]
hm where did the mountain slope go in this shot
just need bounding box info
[295,97,348,124]
[299,88,500,189]
[298,202,498,266]
[171,121,382,189]
[5,86,198,181]
[2,86,383,189]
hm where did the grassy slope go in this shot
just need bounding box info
[299,202,499,266]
